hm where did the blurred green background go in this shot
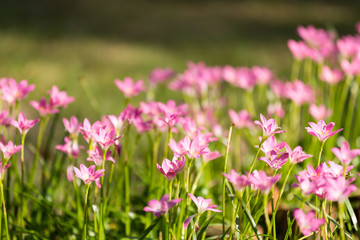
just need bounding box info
[0,0,359,119]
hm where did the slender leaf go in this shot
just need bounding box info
[197,213,217,239]
[139,217,162,240]
[345,198,360,238]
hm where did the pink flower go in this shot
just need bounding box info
[259,136,287,157]
[324,176,357,203]
[249,170,281,194]
[294,209,325,236]
[254,114,285,139]
[62,116,81,137]
[267,102,285,118]
[73,164,105,188]
[228,109,253,128]
[180,136,208,159]
[87,145,115,166]
[48,86,74,108]
[107,114,127,134]
[0,141,22,160]
[30,98,59,116]
[168,138,187,157]
[144,194,182,217]
[222,169,250,192]
[252,66,273,85]
[285,145,312,164]
[0,110,12,127]
[331,141,360,166]
[203,150,222,162]
[288,40,310,60]
[260,151,289,170]
[1,78,35,105]
[114,77,145,98]
[184,193,221,229]
[297,25,334,49]
[305,120,342,142]
[341,58,360,77]
[319,66,343,85]
[337,35,360,59]
[80,118,103,143]
[309,104,332,121]
[67,165,74,182]
[157,156,186,181]
[11,112,40,135]
[55,137,82,159]
[285,80,314,106]
[92,128,121,150]
[149,67,175,84]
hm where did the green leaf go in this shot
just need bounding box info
[139,217,162,240]
[345,198,360,238]
[284,211,295,240]
[197,213,217,239]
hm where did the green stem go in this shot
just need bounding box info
[124,162,130,236]
[339,202,345,240]
[291,59,301,81]
[20,134,26,240]
[99,149,107,239]
[0,178,9,240]
[249,137,265,174]
[270,164,294,238]
[168,180,173,201]
[223,123,234,233]
[317,141,325,167]
[188,215,200,240]
[83,184,91,240]
[263,193,271,235]
[29,116,49,186]
[191,162,207,194]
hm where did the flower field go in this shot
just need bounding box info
[1,20,360,240]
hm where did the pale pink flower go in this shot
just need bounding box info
[252,66,273,85]
[267,102,285,118]
[305,120,342,142]
[55,137,82,159]
[285,145,312,164]
[73,164,105,188]
[80,118,103,143]
[203,150,222,162]
[259,136,287,157]
[0,161,10,178]
[48,86,74,108]
[0,110,12,127]
[297,25,333,48]
[222,169,250,192]
[184,193,221,229]
[228,109,253,128]
[331,141,360,166]
[309,104,332,121]
[180,136,208,159]
[341,58,360,77]
[144,194,182,217]
[234,67,257,90]
[62,116,81,137]
[270,79,287,98]
[87,145,115,166]
[254,114,285,139]
[1,78,35,105]
[11,112,40,135]
[157,156,186,181]
[30,98,59,116]
[107,114,127,134]
[325,161,354,177]
[336,35,360,59]
[294,209,325,236]
[285,80,314,106]
[260,151,289,170]
[288,40,310,60]
[149,67,175,84]
[319,66,343,85]
[114,77,145,98]
[223,65,237,83]
[0,141,22,160]
[249,170,281,194]
[324,176,357,203]
[92,128,121,150]
[67,165,74,182]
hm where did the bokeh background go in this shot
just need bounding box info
[0,0,359,119]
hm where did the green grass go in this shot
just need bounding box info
[0,0,359,119]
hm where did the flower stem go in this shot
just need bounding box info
[188,215,200,240]
[20,134,26,240]
[270,164,294,238]
[82,184,91,240]
[339,202,345,240]
[0,178,9,240]
[317,141,325,167]
[249,137,265,173]
[99,149,107,239]
[223,123,234,233]
[263,193,271,235]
